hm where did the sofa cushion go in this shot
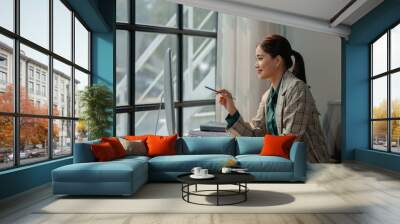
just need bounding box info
[101,137,127,158]
[118,138,147,156]
[236,137,263,155]
[236,155,293,172]
[147,135,178,157]
[260,135,297,159]
[52,159,147,183]
[178,137,236,155]
[91,142,118,161]
[148,154,235,172]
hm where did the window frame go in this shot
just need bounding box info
[369,19,400,154]
[115,1,218,136]
[0,0,92,171]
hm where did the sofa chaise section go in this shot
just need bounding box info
[52,142,149,196]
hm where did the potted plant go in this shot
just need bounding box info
[79,84,113,140]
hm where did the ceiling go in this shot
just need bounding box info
[169,0,384,37]
[225,0,353,23]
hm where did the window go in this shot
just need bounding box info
[116,0,130,23]
[0,54,8,89]
[0,71,6,85]
[74,17,89,70]
[36,83,41,95]
[0,0,14,32]
[135,32,178,104]
[0,35,13,113]
[53,0,72,60]
[183,36,216,101]
[0,1,91,170]
[20,0,49,49]
[53,59,72,117]
[116,113,129,136]
[0,55,7,67]
[29,67,34,80]
[42,85,46,97]
[28,81,34,94]
[370,23,400,154]
[116,0,218,136]
[0,116,13,170]
[35,70,41,81]
[74,69,89,119]
[135,0,178,28]
[116,30,129,106]
[53,120,72,158]
[20,117,49,165]
[183,6,217,32]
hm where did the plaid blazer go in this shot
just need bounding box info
[227,71,330,163]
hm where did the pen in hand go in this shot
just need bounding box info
[204,86,236,100]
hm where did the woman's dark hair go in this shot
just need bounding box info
[258,34,307,83]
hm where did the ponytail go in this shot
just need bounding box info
[259,35,307,84]
[291,50,307,84]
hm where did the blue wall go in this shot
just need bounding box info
[0,158,72,199]
[344,0,400,171]
[91,0,115,135]
[0,0,115,200]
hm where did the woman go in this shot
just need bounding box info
[217,34,329,163]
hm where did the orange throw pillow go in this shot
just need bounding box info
[146,134,178,157]
[101,137,127,158]
[260,135,297,159]
[91,142,117,161]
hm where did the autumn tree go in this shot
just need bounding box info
[0,85,14,149]
[0,84,60,152]
[372,99,400,143]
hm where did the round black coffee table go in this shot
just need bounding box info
[177,173,255,206]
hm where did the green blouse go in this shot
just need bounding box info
[226,81,282,135]
[265,81,281,135]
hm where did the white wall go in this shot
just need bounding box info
[216,14,283,122]
[284,26,341,120]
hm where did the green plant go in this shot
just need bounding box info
[79,84,113,140]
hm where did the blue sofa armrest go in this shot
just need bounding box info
[289,141,306,181]
[73,140,100,163]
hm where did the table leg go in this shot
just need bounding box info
[195,184,197,192]
[217,184,219,206]
[188,184,191,202]
[245,183,247,201]
[181,184,183,199]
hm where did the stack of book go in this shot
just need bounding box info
[187,121,230,137]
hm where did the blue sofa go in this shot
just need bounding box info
[52,137,306,196]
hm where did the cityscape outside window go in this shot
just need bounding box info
[371,23,400,154]
[0,0,91,170]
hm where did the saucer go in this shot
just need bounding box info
[190,174,215,179]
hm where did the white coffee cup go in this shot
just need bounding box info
[200,169,208,176]
[221,167,232,174]
[191,167,202,176]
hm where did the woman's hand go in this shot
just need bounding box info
[217,89,237,115]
